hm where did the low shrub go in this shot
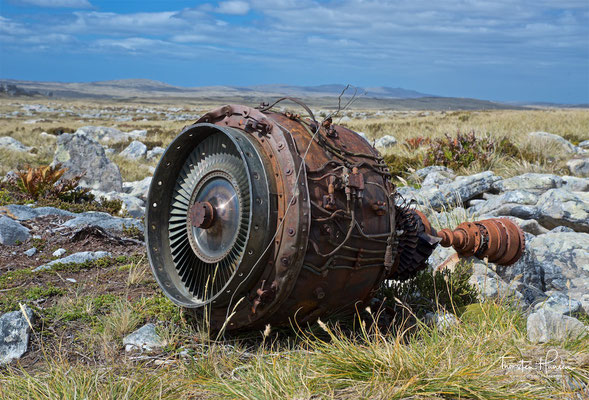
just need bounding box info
[424,131,495,170]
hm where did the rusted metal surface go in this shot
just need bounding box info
[146,101,526,332]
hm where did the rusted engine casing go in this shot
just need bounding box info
[146,103,525,331]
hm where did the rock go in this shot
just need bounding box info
[123,177,152,202]
[469,190,539,217]
[415,171,501,211]
[535,189,589,232]
[0,216,30,245]
[534,292,582,316]
[427,245,456,269]
[54,133,123,192]
[0,136,32,152]
[146,147,165,161]
[123,323,163,352]
[0,204,74,221]
[550,226,574,233]
[528,131,584,154]
[493,173,562,194]
[422,171,453,187]
[90,190,145,218]
[127,129,148,138]
[567,158,589,177]
[526,231,589,300]
[468,259,523,302]
[34,251,112,272]
[415,166,455,180]
[527,309,586,343]
[61,211,143,232]
[561,175,589,192]
[425,312,459,330]
[374,135,397,149]
[120,140,147,160]
[0,306,35,365]
[52,248,66,257]
[579,140,589,149]
[515,219,549,236]
[356,131,368,139]
[24,247,37,257]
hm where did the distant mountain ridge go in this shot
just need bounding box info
[0,78,530,110]
[0,78,433,100]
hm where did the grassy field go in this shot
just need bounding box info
[0,99,588,399]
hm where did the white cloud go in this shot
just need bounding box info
[216,1,250,15]
[14,0,92,8]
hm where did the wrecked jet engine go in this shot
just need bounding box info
[146,101,525,331]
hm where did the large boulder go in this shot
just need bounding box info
[0,307,35,365]
[533,292,583,316]
[535,189,589,232]
[527,309,586,343]
[120,140,147,160]
[53,133,123,192]
[146,146,165,162]
[526,231,589,300]
[0,215,30,245]
[0,136,32,152]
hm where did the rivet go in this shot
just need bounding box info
[281,257,289,266]
[278,143,285,150]
[287,228,295,236]
[285,168,292,176]
[314,287,325,299]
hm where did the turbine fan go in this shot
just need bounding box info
[168,133,251,304]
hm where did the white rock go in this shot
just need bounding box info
[528,131,584,154]
[123,323,163,352]
[120,141,148,160]
[0,307,35,365]
[527,309,586,343]
[375,135,397,148]
[534,292,582,316]
[52,248,66,257]
[24,247,37,257]
[0,136,32,152]
[567,158,589,178]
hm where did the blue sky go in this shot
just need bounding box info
[0,0,588,103]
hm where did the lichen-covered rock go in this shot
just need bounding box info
[492,173,562,193]
[123,323,163,352]
[533,292,582,316]
[422,171,454,187]
[61,211,143,232]
[567,158,589,178]
[415,171,501,210]
[0,204,75,221]
[0,215,30,245]
[34,251,112,272]
[146,146,165,161]
[415,166,455,180]
[123,176,152,201]
[0,307,35,365]
[120,140,147,160]
[527,309,586,343]
[526,231,589,300]
[53,133,123,192]
[374,135,397,148]
[535,189,589,232]
[0,136,32,152]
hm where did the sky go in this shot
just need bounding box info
[0,0,588,103]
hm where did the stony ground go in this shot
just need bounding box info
[0,98,587,399]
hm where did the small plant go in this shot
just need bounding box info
[424,131,495,170]
[404,136,431,150]
[14,163,92,202]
